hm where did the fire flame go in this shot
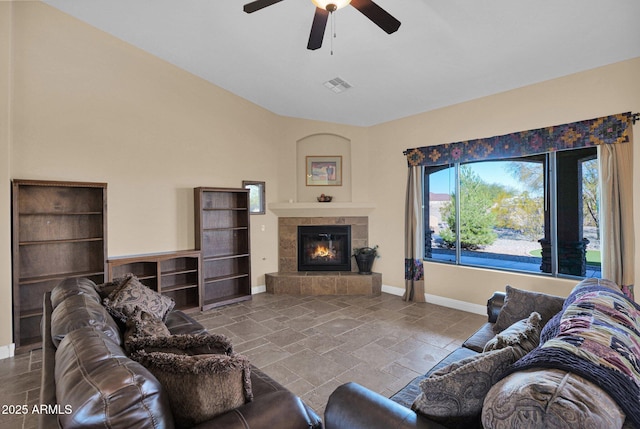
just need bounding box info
[311,245,336,260]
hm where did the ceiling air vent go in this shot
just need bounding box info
[323,77,352,94]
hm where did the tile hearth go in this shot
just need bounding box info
[265,272,382,295]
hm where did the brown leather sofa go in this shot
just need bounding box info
[323,292,507,429]
[39,278,323,429]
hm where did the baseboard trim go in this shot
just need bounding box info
[0,343,15,360]
[252,284,266,295]
[425,293,486,316]
[382,284,485,315]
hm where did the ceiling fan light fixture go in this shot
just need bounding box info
[311,0,351,12]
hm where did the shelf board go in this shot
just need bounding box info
[203,253,250,261]
[162,283,198,293]
[20,309,43,319]
[204,273,249,284]
[202,294,251,311]
[202,207,247,211]
[161,268,198,277]
[202,226,248,232]
[18,211,103,216]
[19,237,104,246]
[19,270,104,285]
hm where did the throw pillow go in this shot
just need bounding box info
[94,274,132,300]
[493,285,564,333]
[126,331,233,356]
[484,311,541,358]
[123,306,171,352]
[412,346,520,423]
[103,275,175,323]
[482,368,626,429]
[132,350,253,429]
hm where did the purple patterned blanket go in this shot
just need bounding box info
[505,284,640,428]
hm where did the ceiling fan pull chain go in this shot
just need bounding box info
[331,11,335,55]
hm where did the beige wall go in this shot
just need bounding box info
[4,1,286,350]
[2,1,638,352]
[367,58,640,301]
[0,2,14,352]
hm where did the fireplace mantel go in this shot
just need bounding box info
[269,202,375,217]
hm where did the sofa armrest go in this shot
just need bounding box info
[487,291,506,323]
[192,390,322,429]
[325,382,447,429]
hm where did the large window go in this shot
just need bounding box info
[425,147,601,278]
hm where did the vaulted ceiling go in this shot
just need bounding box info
[43,0,640,126]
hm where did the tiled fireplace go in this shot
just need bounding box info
[278,216,368,272]
[265,216,381,295]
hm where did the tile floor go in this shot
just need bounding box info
[0,292,486,428]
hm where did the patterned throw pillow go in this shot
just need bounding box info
[482,369,626,429]
[132,350,253,429]
[104,275,175,323]
[94,274,132,300]
[493,285,564,333]
[484,312,542,358]
[412,346,520,422]
[123,306,171,352]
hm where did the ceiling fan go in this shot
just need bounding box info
[243,0,401,50]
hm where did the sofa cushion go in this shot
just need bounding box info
[484,311,541,358]
[461,322,497,353]
[411,346,520,425]
[493,285,564,333]
[50,277,101,310]
[104,275,175,323]
[132,349,253,429]
[51,294,122,347]
[482,368,625,429]
[165,310,207,335]
[55,327,173,429]
[390,347,478,409]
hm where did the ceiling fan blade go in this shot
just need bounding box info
[243,0,285,14]
[349,0,401,34]
[307,8,329,50]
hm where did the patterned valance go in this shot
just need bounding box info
[405,112,633,167]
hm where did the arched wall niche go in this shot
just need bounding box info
[296,133,352,202]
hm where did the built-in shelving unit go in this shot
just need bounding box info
[194,187,252,310]
[107,250,201,313]
[12,179,107,353]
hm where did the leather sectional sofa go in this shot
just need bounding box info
[39,277,323,429]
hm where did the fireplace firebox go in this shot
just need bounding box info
[298,225,351,271]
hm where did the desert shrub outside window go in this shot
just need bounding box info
[424,146,601,279]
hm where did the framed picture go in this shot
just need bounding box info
[306,156,342,186]
[242,181,265,215]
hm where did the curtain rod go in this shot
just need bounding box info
[403,112,640,155]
